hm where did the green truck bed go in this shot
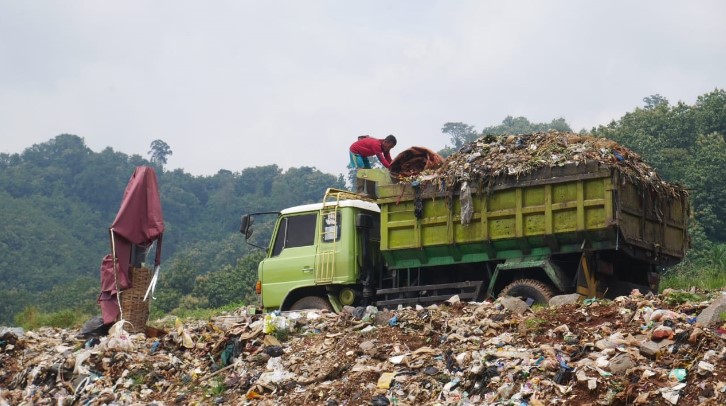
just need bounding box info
[359,162,689,270]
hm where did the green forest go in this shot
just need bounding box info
[1,89,725,325]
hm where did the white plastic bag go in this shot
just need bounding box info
[460,181,473,225]
[101,320,134,351]
[73,348,93,375]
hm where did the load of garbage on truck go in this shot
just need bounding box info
[389,131,687,200]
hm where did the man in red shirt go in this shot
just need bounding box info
[349,134,397,169]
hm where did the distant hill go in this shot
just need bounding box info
[0,134,344,323]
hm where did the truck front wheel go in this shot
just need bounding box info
[499,279,555,307]
[289,296,333,311]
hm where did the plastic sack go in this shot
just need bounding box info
[263,314,276,334]
[175,318,194,349]
[101,320,134,351]
[460,181,473,225]
[257,356,295,385]
[73,348,93,375]
[263,313,292,335]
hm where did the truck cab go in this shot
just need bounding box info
[241,189,380,312]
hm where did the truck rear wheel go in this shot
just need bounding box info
[499,279,555,306]
[289,296,333,311]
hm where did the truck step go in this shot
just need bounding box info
[375,281,484,308]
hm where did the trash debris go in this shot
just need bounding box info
[377,372,395,389]
[397,132,687,203]
[669,368,687,382]
[1,290,725,405]
[370,394,391,406]
[697,360,715,375]
[76,315,110,339]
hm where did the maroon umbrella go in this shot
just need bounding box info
[99,166,164,324]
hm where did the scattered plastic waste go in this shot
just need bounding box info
[1,290,725,404]
[669,368,687,382]
[377,372,395,389]
[371,394,390,406]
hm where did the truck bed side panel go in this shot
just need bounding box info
[375,163,687,269]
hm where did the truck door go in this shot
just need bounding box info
[260,213,318,309]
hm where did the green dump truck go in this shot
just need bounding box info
[241,138,689,312]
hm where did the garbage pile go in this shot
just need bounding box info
[2,289,726,405]
[410,132,685,197]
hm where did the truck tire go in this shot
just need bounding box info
[289,296,333,311]
[499,279,555,307]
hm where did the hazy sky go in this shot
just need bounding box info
[1,1,725,177]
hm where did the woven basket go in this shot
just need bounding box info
[119,267,152,333]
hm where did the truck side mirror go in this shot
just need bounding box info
[356,213,374,229]
[240,214,254,239]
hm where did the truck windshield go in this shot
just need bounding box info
[271,213,317,256]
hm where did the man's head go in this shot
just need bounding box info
[383,134,397,151]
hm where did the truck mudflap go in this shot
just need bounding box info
[375,280,484,308]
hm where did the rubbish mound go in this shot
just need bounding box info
[406,132,686,198]
[2,289,726,405]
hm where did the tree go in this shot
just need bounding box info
[684,132,726,243]
[0,152,21,169]
[236,165,282,198]
[21,134,90,171]
[693,89,726,142]
[643,94,669,109]
[271,166,344,209]
[192,251,263,308]
[438,117,573,157]
[591,88,726,251]
[481,116,572,135]
[547,118,572,132]
[72,147,137,216]
[441,122,478,150]
[154,247,205,312]
[149,139,173,167]
[593,97,697,178]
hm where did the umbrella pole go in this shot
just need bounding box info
[145,234,164,301]
[109,228,124,322]
[144,265,160,301]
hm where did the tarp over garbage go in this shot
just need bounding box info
[389,146,445,178]
[3,289,726,405]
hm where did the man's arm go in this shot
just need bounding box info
[377,151,392,168]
